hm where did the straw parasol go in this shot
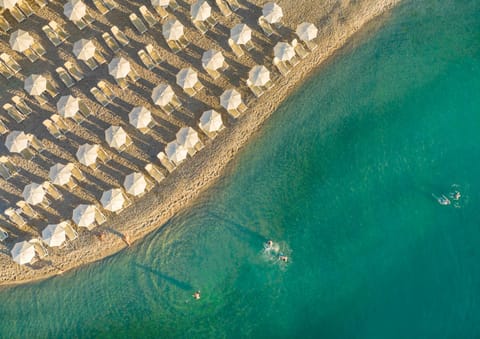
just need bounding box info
[199,110,223,133]
[230,23,252,45]
[163,19,184,41]
[220,89,242,110]
[108,57,131,79]
[165,141,188,164]
[129,106,152,129]
[24,74,47,96]
[5,131,29,153]
[11,241,35,265]
[64,0,86,21]
[105,126,128,150]
[176,68,198,90]
[57,95,79,118]
[152,84,176,106]
[176,127,200,149]
[0,0,18,9]
[22,182,46,205]
[274,42,295,62]
[262,2,283,24]
[296,22,318,42]
[73,39,96,60]
[42,223,66,247]
[72,204,96,227]
[191,0,211,21]
[202,49,224,71]
[9,29,33,52]
[249,65,270,87]
[49,163,73,186]
[76,144,99,167]
[100,188,125,212]
[124,172,147,197]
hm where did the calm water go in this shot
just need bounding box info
[2,0,480,337]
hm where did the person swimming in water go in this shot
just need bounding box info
[453,191,461,200]
[279,255,288,263]
[193,291,200,300]
[265,240,273,249]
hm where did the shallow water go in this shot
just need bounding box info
[1,0,480,337]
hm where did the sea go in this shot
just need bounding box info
[1,0,480,337]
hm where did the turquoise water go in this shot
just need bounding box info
[2,0,480,337]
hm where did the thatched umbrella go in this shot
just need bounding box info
[64,0,86,21]
[73,39,96,60]
[11,241,35,265]
[9,30,33,52]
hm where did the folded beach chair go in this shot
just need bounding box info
[145,44,162,65]
[138,49,156,70]
[129,13,147,34]
[64,61,84,81]
[12,96,32,116]
[111,26,129,46]
[3,103,26,123]
[139,6,157,28]
[56,67,75,88]
[102,32,121,53]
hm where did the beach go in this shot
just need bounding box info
[0,0,399,286]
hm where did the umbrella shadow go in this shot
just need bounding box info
[134,262,193,291]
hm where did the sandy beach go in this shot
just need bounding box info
[0,0,399,286]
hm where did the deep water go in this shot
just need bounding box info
[1,0,480,337]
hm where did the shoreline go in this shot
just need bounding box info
[0,0,400,287]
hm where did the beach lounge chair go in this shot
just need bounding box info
[9,6,26,22]
[94,208,106,225]
[43,181,62,200]
[4,208,27,226]
[103,0,117,10]
[167,40,182,53]
[129,13,147,34]
[78,101,91,119]
[28,134,45,153]
[152,4,168,19]
[12,96,32,116]
[23,48,39,62]
[110,26,129,47]
[258,17,274,37]
[215,0,232,16]
[98,81,116,101]
[50,114,70,131]
[139,6,157,28]
[83,57,99,70]
[32,42,47,57]
[228,39,244,58]
[157,152,176,173]
[0,53,19,74]
[49,21,70,42]
[128,68,140,82]
[63,222,78,241]
[45,80,59,97]
[3,103,26,123]
[0,15,11,32]
[32,0,47,9]
[43,119,65,139]
[0,156,16,179]
[16,200,40,219]
[193,20,208,34]
[291,39,309,59]
[0,62,12,79]
[56,67,75,88]
[273,57,289,76]
[93,0,109,14]
[18,1,34,17]
[145,163,165,183]
[64,61,84,81]
[102,32,120,53]
[225,0,240,11]
[0,120,8,135]
[145,44,162,65]
[92,51,106,66]
[42,25,62,46]
[84,10,95,24]
[138,49,156,70]
[73,18,87,30]
[0,227,8,242]
[90,87,110,106]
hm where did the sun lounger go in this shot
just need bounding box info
[1,53,21,74]
[157,152,176,172]
[9,6,26,22]
[273,57,289,76]
[215,0,232,16]
[0,156,16,179]
[84,10,95,24]
[139,6,157,28]
[12,96,32,116]
[73,19,87,30]
[0,15,11,32]
[0,62,12,79]
[43,119,65,139]
[78,101,90,118]
[64,61,84,81]
[258,17,274,37]
[18,1,34,17]
[43,25,62,46]
[32,42,47,57]
[90,86,110,106]
[291,39,309,59]
[102,32,120,53]
[32,0,47,9]
[3,103,26,123]
[103,0,117,10]
[91,52,105,67]
[111,26,129,46]
[145,163,165,183]
[152,5,168,19]
[228,39,244,58]
[23,48,39,62]
[16,201,40,219]
[98,81,116,100]
[4,208,26,226]
[56,66,75,88]
[128,68,140,82]
[138,49,155,70]
[63,222,78,241]
[49,21,70,41]
[0,120,8,135]
[83,57,98,70]
[93,0,109,14]
[193,20,208,34]
[225,0,240,11]
[145,44,162,64]
[167,40,182,53]
[50,114,70,131]
[129,13,147,34]
[43,181,62,200]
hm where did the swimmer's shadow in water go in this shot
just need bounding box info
[134,263,192,291]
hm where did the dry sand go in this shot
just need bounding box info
[0,0,400,286]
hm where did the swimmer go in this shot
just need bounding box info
[265,240,273,250]
[193,291,201,300]
[453,191,461,200]
[279,255,288,263]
